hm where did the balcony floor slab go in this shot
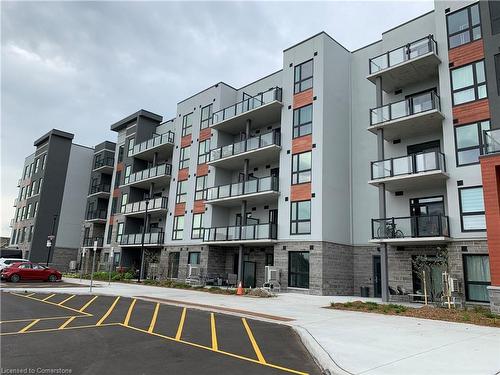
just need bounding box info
[370,236,450,245]
[369,170,449,192]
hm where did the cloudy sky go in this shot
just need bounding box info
[0,0,433,237]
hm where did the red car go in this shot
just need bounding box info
[1,262,62,282]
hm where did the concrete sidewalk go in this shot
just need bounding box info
[3,278,499,375]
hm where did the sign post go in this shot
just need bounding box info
[79,248,86,282]
[45,235,55,266]
[108,247,114,286]
[89,240,97,293]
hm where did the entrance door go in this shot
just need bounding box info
[373,255,382,298]
[168,252,180,279]
[410,196,445,237]
[243,261,256,288]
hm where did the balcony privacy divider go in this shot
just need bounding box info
[131,131,175,156]
[210,130,281,162]
[371,215,450,239]
[124,163,172,185]
[122,196,168,214]
[203,223,277,242]
[207,176,279,200]
[371,151,446,180]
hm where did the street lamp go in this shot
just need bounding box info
[138,196,150,283]
[46,214,58,266]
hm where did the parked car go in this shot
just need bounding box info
[0,258,29,272]
[1,262,62,282]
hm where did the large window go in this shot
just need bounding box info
[292,151,312,185]
[447,3,481,49]
[198,139,210,164]
[293,104,312,139]
[463,254,491,302]
[454,120,490,166]
[459,186,486,231]
[120,193,128,213]
[176,180,188,203]
[191,213,204,239]
[172,216,184,240]
[182,113,193,137]
[188,251,201,265]
[34,158,40,174]
[451,61,487,105]
[195,175,207,201]
[116,222,124,243]
[290,200,311,235]
[179,146,190,170]
[127,138,135,157]
[294,60,313,94]
[288,251,309,289]
[200,104,213,129]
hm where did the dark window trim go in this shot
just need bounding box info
[290,200,311,235]
[191,213,204,240]
[197,139,210,165]
[294,59,313,94]
[176,180,188,204]
[293,104,313,139]
[200,104,213,130]
[458,185,486,232]
[288,251,310,289]
[179,146,190,170]
[291,151,312,185]
[182,112,193,137]
[172,215,184,240]
[450,60,487,106]
[446,3,482,50]
[195,175,207,201]
[453,119,491,167]
[462,253,491,302]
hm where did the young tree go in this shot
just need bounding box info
[411,246,448,306]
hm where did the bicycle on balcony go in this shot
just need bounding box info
[377,222,404,239]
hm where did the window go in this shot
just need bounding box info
[11,230,16,245]
[459,186,486,231]
[34,158,40,174]
[454,120,490,165]
[40,154,46,170]
[290,200,311,235]
[20,227,27,243]
[20,207,25,221]
[447,4,481,49]
[36,178,42,194]
[124,165,131,183]
[195,175,207,200]
[106,224,113,244]
[172,216,184,240]
[451,61,487,105]
[127,138,135,157]
[33,202,38,217]
[265,253,274,266]
[118,146,124,162]
[463,254,491,302]
[182,113,193,137]
[188,251,201,265]
[28,163,33,177]
[292,151,312,184]
[114,171,121,188]
[120,194,128,213]
[293,104,312,138]
[116,222,124,243]
[23,165,29,179]
[28,226,33,242]
[198,139,210,164]
[191,213,204,239]
[294,60,313,94]
[179,146,190,169]
[32,180,38,196]
[26,204,32,219]
[15,208,20,222]
[200,104,213,129]
[176,180,188,203]
[27,183,33,197]
[288,251,309,288]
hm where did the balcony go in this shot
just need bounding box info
[211,87,283,134]
[367,35,440,92]
[85,209,108,223]
[120,232,164,247]
[82,237,104,248]
[206,176,279,207]
[130,131,175,160]
[371,215,450,245]
[368,91,444,141]
[369,151,448,191]
[203,223,277,245]
[93,157,114,173]
[484,129,500,155]
[123,163,172,189]
[208,131,281,169]
[122,197,168,218]
[88,183,111,198]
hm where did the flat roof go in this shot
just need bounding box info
[110,109,162,132]
[33,129,74,147]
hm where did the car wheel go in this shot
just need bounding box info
[10,274,20,283]
[48,274,57,282]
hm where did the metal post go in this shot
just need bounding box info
[90,240,97,293]
[138,198,150,282]
[108,247,114,286]
[79,248,86,281]
[46,214,58,266]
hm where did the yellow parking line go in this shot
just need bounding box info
[175,307,187,340]
[58,295,75,305]
[79,296,99,312]
[123,298,136,326]
[19,319,40,333]
[1,315,79,324]
[41,294,56,301]
[210,313,218,351]
[242,318,266,364]
[10,292,91,316]
[59,316,76,329]
[1,323,119,337]
[148,303,160,333]
[96,296,120,326]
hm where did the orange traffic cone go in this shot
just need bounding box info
[236,281,244,296]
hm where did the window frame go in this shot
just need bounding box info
[291,151,312,185]
[195,175,208,201]
[288,251,310,289]
[458,186,486,232]
[462,254,491,303]
[182,112,193,137]
[293,104,313,139]
[127,138,135,157]
[188,251,201,265]
[294,59,313,94]
[191,213,204,240]
[454,120,490,166]
[290,200,311,235]
[172,216,184,240]
[450,60,487,106]
[446,3,482,50]
[176,180,188,204]
[197,139,210,165]
[200,104,213,129]
[116,222,124,243]
[179,146,190,170]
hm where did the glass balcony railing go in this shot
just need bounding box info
[120,232,164,246]
[131,131,175,156]
[122,197,168,215]
[83,237,104,247]
[124,163,172,185]
[89,183,111,195]
[86,209,108,221]
[210,130,281,162]
[369,35,438,74]
[372,215,449,239]
[212,87,282,125]
[207,176,279,201]
[203,223,277,242]
[371,151,446,180]
[484,129,500,154]
[370,91,440,126]
[93,157,114,170]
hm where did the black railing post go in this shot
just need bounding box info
[390,158,394,177]
[437,215,442,236]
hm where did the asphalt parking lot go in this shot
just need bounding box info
[0,291,321,375]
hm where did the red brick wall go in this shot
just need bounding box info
[178,168,189,181]
[293,89,313,109]
[199,128,212,141]
[196,164,208,176]
[480,154,500,286]
[453,99,490,126]
[290,183,311,201]
[175,203,186,216]
[112,188,121,197]
[292,135,312,154]
[115,162,123,172]
[181,134,192,148]
[193,200,205,214]
[449,40,484,68]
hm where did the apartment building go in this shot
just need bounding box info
[8,129,94,270]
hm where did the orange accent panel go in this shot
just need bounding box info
[193,200,206,214]
[115,162,124,172]
[292,135,313,154]
[293,89,313,109]
[290,183,312,201]
[181,134,192,148]
[108,215,115,225]
[113,188,121,197]
[196,164,208,176]
[175,203,186,216]
[480,154,500,286]
[448,40,484,68]
[452,99,490,126]
[178,168,189,181]
[199,128,212,141]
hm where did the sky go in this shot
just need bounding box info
[0,0,434,237]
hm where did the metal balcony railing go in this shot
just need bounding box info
[124,163,172,185]
[212,87,282,125]
[83,237,104,247]
[122,197,168,214]
[369,35,438,74]
[484,129,500,154]
[203,223,277,242]
[131,131,175,156]
[89,183,111,195]
[120,232,165,246]
[370,91,440,126]
[86,209,108,221]
[93,157,115,170]
[210,130,281,162]
[371,151,446,180]
[207,176,279,201]
[372,215,450,239]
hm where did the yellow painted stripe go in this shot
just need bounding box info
[210,313,218,351]
[79,295,98,312]
[1,323,120,337]
[123,298,136,326]
[10,292,91,316]
[58,295,76,305]
[19,319,40,333]
[96,296,120,326]
[0,315,78,324]
[59,316,76,329]
[175,307,186,340]
[242,318,266,364]
[148,303,160,333]
[41,294,56,301]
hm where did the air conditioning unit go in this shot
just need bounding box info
[265,266,279,283]
[449,277,460,293]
